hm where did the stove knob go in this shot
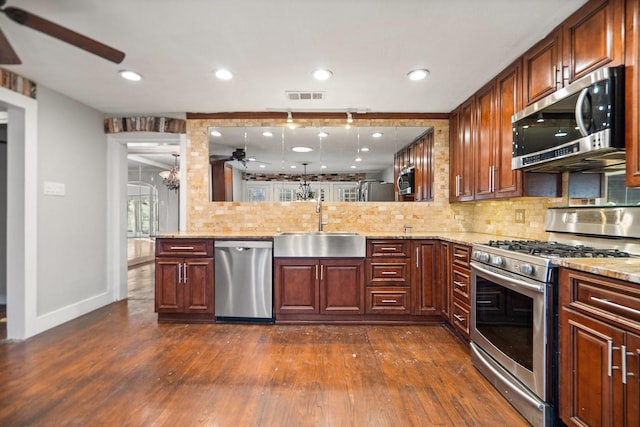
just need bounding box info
[520,264,534,275]
[474,251,490,262]
[490,256,503,266]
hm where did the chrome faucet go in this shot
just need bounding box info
[316,197,325,232]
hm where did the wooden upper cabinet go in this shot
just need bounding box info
[522,0,624,107]
[626,0,640,186]
[449,97,475,202]
[522,29,562,105]
[473,80,496,200]
[494,60,523,198]
[562,0,625,83]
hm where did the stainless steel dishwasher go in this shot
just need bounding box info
[214,240,273,322]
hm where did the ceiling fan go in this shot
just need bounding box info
[211,148,270,168]
[0,1,125,65]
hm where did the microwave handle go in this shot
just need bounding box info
[575,87,590,137]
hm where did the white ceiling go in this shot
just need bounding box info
[1,0,588,115]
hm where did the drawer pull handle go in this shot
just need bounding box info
[453,254,466,258]
[380,247,397,251]
[381,271,398,275]
[453,281,466,289]
[590,297,640,317]
[476,300,493,305]
[178,263,182,284]
[381,299,397,303]
[453,314,466,322]
[170,246,195,250]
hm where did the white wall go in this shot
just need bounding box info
[36,86,110,316]
[0,124,6,304]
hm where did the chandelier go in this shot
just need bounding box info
[159,153,180,191]
[296,162,314,201]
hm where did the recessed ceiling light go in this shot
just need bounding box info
[318,131,329,138]
[262,131,273,137]
[248,157,256,162]
[361,147,370,152]
[407,69,429,81]
[321,165,327,169]
[119,70,142,81]
[350,165,357,169]
[355,157,362,162]
[313,69,333,80]
[291,146,313,153]
[210,130,222,137]
[215,69,233,80]
[259,164,266,168]
[290,165,297,169]
[371,132,383,138]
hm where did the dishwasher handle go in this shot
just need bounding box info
[214,240,273,250]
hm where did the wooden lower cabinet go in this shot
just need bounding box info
[412,240,439,316]
[274,258,364,320]
[559,268,640,427]
[154,238,215,323]
[449,244,471,339]
[439,241,451,322]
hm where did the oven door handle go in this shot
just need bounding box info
[471,262,545,294]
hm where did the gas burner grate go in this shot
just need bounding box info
[486,240,631,258]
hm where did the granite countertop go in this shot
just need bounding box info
[551,258,640,285]
[156,231,504,246]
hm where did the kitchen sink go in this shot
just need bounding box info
[273,232,366,258]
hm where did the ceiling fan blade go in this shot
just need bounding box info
[0,26,20,64]
[3,7,125,64]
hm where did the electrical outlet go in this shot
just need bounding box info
[515,209,525,223]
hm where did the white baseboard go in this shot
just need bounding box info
[32,292,114,337]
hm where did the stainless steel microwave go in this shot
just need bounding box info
[512,66,625,173]
[397,167,415,195]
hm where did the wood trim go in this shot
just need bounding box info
[186,111,450,120]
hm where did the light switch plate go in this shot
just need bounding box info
[515,209,525,223]
[44,181,65,196]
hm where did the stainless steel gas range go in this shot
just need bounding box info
[469,206,640,427]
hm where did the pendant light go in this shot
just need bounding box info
[159,153,180,191]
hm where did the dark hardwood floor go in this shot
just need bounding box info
[0,264,528,426]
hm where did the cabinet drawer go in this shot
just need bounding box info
[366,260,410,285]
[564,269,640,325]
[367,240,410,258]
[452,244,470,268]
[366,288,411,314]
[452,301,470,337]
[452,266,470,303]
[156,239,214,257]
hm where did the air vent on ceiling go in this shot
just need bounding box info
[286,91,325,101]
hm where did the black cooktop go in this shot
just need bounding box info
[486,240,631,258]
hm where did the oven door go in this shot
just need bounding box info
[470,261,549,400]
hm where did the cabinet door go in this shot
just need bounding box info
[494,60,522,198]
[523,29,562,105]
[274,259,319,314]
[625,331,640,427]
[562,0,624,83]
[155,258,182,313]
[474,81,496,200]
[412,241,438,315]
[183,257,214,314]
[560,308,624,427]
[626,0,640,187]
[439,241,451,321]
[320,259,364,315]
[450,98,475,202]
